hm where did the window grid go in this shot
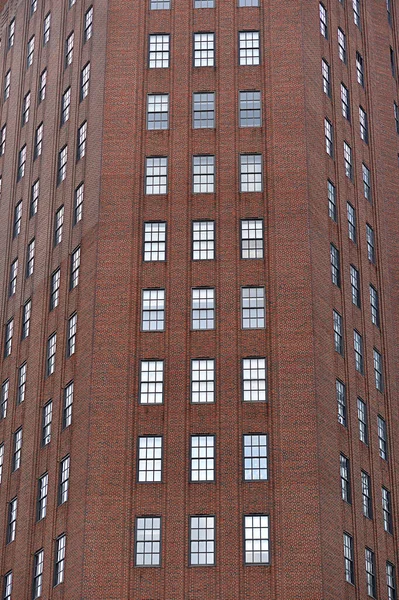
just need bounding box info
[13,428,22,471]
[3,572,12,600]
[244,515,269,564]
[192,221,214,260]
[241,219,263,258]
[143,222,167,262]
[27,36,35,67]
[325,118,333,156]
[54,534,66,586]
[17,145,27,180]
[191,435,215,481]
[4,319,13,358]
[193,155,215,193]
[243,434,268,480]
[42,400,52,445]
[34,123,43,159]
[147,94,169,129]
[37,473,48,520]
[50,269,60,310]
[13,201,22,237]
[239,90,261,126]
[54,205,64,246]
[191,359,215,403]
[63,382,74,428]
[150,0,170,8]
[373,348,383,391]
[33,549,44,599]
[77,121,87,160]
[39,69,47,102]
[61,88,71,124]
[338,28,346,62]
[58,146,68,184]
[9,259,18,296]
[341,84,350,120]
[240,154,262,192]
[192,288,215,330]
[47,334,56,376]
[17,363,27,404]
[43,12,51,44]
[8,19,15,49]
[378,416,388,460]
[354,330,364,374]
[350,265,360,307]
[344,142,352,179]
[359,106,369,143]
[135,517,161,566]
[142,289,165,331]
[361,471,373,519]
[333,310,343,355]
[387,563,397,600]
[65,32,74,67]
[1,380,8,420]
[193,92,214,128]
[319,3,328,37]
[340,454,351,503]
[330,244,340,287]
[194,33,215,67]
[242,287,265,329]
[59,455,70,504]
[369,285,380,327]
[80,63,90,99]
[365,548,377,598]
[4,70,10,101]
[366,224,375,263]
[22,91,30,125]
[189,516,215,565]
[149,34,170,68]
[21,299,31,339]
[138,437,162,482]
[362,164,371,201]
[322,60,331,97]
[336,380,346,427]
[357,398,368,444]
[242,357,267,402]
[30,180,39,217]
[70,247,80,289]
[74,183,84,224]
[0,124,6,157]
[67,314,77,357]
[195,0,215,6]
[382,488,393,534]
[145,157,168,194]
[344,533,355,584]
[356,52,364,86]
[84,6,93,42]
[7,498,17,543]
[140,360,164,404]
[353,0,361,26]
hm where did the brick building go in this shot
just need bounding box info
[0,0,398,598]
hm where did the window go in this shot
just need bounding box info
[354,330,364,374]
[27,36,35,67]
[31,0,37,15]
[70,247,80,289]
[193,92,214,128]
[243,434,267,480]
[54,206,64,246]
[0,444,3,483]
[191,435,215,481]
[57,146,67,184]
[242,357,267,402]
[135,517,161,566]
[319,3,328,37]
[73,184,84,225]
[138,437,162,482]
[4,70,10,100]
[350,266,360,307]
[63,382,74,428]
[195,0,215,6]
[150,0,170,7]
[33,550,44,599]
[242,287,265,329]
[13,201,22,237]
[356,52,364,86]
[142,289,165,331]
[387,563,397,600]
[241,219,263,258]
[17,144,27,180]
[391,47,396,78]
[239,31,260,65]
[362,164,371,201]
[77,121,87,160]
[21,299,32,339]
[194,33,215,66]
[4,319,13,358]
[13,428,22,471]
[333,310,343,355]
[9,259,18,296]
[42,400,52,445]
[192,288,215,330]
[84,6,93,42]
[37,473,48,520]
[189,516,215,565]
[1,380,8,420]
[61,88,71,124]
[344,533,355,584]
[139,360,164,404]
[30,180,39,216]
[39,69,47,102]
[344,142,352,179]
[0,125,6,156]
[8,19,15,49]
[147,94,169,129]
[239,0,259,4]
[366,224,375,263]
[336,380,346,427]
[341,84,350,120]
[43,12,51,44]
[322,60,331,97]
[378,416,388,460]
[324,118,333,156]
[145,157,168,194]
[395,102,399,136]
[340,454,351,503]
[17,363,26,404]
[357,398,368,444]
[338,28,346,63]
[34,123,43,159]
[59,455,70,504]
[65,32,74,67]
[50,269,60,310]
[193,155,215,193]
[382,488,393,534]
[361,471,372,518]
[240,154,262,191]
[80,63,90,99]
[366,548,376,598]
[149,34,170,68]
[46,333,56,376]
[192,221,215,260]
[353,0,361,26]
[7,498,17,543]
[244,515,269,564]
[191,359,215,403]
[330,244,340,287]
[359,106,369,143]
[369,285,380,327]
[69,0,76,7]
[67,314,77,357]
[239,91,261,126]
[54,534,66,585]
[373,348,383,391]
[3,572,12,600]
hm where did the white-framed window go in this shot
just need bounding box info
[27,36,35,67]
[67,314,77,357]
[192,288,215,330]
[244,515,269,564]
[369,285,380,327]
[4,319,13,358]
[340,83,350,120]
[362,164,371,201]
[361,471,372,518]
[344,533,354,583]
[37,473,48,520]
[3,572,12,600]
[382,488,393,534]
[61,88,71,124]
[241,219,263,258]
[239,0,259,4]
[354,330,363,374]
[387,563,397,600]
[373,348,383,391]
[336,379,346,426]
[193,155,215,193]
[191,359,215,403]
[9,259,18,296]
[80,63,90,99]
[138,437,162,482]
[33,549,44,599]
[70,247,80,289]
[344,141,352,179]
[147,94,169,129]
[239,31,260,65]
[50,269,60,310]
[63,382,74,428]
[21,299,32,339]
[338,28,346,63]
[144,222,167,261]
[366,224,375,263]
[324,118,333,156]
[13,428,22,471]
[43,12,51,44]
[7,497,17,543]
[357,397,368,443]
[242,287,265,328]
[84,6,93,42]
[77,121,87,160]
[59,455,70,504]
[34,123,43,159]
[350,265,360,307]
[189,516,215,565]
[319,3,328,37]
[13,201,22,237]
[190,435,215,481]
[150,0,170,7]
[142,289,165,331]
[378,415,388,460]
[322,60,331,97]
[74,183,84,224]
[243,434,267,480]
[46,333,57,376]
[359,106,368,143]
[139,360,164,404]
[192,221,214,260]
[57,146,68,184]
[242,357,267,402]
[42,400,52,446]
[135,517,161,566]
[54,534,66,585]
[365,548,376,598]
[149,34,170,68]
[1,380,8,420]
[194,33,215,67]
[31,180,39,216]
[17,144,27,180]
[193,92,215,128]
[54,205,64,246]
[39,69,47,102]
[340,453,351,503]
[22,91,30,124]
[65,32,74,66]
[17,363,26,404]
[195,0,215,6]
[240,154,262,192]
[239,90,261,126]
[145,157,168,194]
[356,52,364,86]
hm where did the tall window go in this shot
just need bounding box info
[34,123,43,159]
[239,31,260,65]
[359,107,369,143]
[382,488,393,534]
[138,437,162,482]
[17,363,27,404]
[362,164,371,201]
[21,299,31,339]
[135,517,161,566]
[240,154,262,191]
[353,0,361,26]
[242,357,267,402]
[77,121,87,160]
[139,360,164,404]
[344,533,354,584]
[322,60,331,97]
[324,118,333,156]
[3,572,12,600]
[0,124,6,156]
[330,244,340,287]
[22,91,30,125]
[354,330,364,374]
[373,348,383,391]
[189,516,215,565]
[346,203,356,242]
[243,434,268,480]
[70,247,80,289]
[244,515,270,564]
[361,471,372,518]
[239,91,261,126]
[341,84,350,120]
[4,319,13,358]
[143,222,166,261]
[338,28,346,62]
[13,201,22,237]
[50,269,61,309]
[386,563,397,600]
[63,382,74,428]
[43,12,51,44]
[142,289,165,331]
[30,180,39,216]
[57,146,68,184]
[39,69,47,102]
[80,63,90,99]
[191,435,215,481]
[67,314,77,356]
[194,33,215,67]
[74,183,84,224]
[356,52,364,86]
[193,155,215,193]
[340,454,351,503]
[42,400,52,445]
[333,310,343,355]
[54,206,64,246]
[37,473,48,520]
[31,0,38,15]
[0,444,4,483]
[7,498,17,543]
[319,3,328,37]
[366,224,375,263]
[241,219,263,258]
[65,32,74,66]
[350,266,360,307]
[336,380,346,427]
[191,359,215,403]
[9,259,18,296]
[145,157,168,194]
[17,144,27,180]
[4,70,10,101]
[147,94,169,129]
[58,456,70,504]
[1,380,8,420]
[357,398,368,444]
[84,6,93,42]
[27,36,35,67]
[192,221,214,260]
[192,288,215,329]
[54,534,66,586]
[395,102,399,133]
[13,428,22,471]
[378,415,388,460]
[61,88,71,124]
[242,287,265,328]
[8,18,15,49]
[369,285,380,327]
[365,548,376,598]
[193,92,214,128]
[46,333,57,376]
[149,34,170,68]
[344,142,352,179]
[32,549,44,599]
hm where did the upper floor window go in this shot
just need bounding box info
[192,288,215,329]
[242,287,265,329]
[369,285,380,327]
[238,0,259,4]
[357,397,368,444]
[9,259,18,296]
[6,498,17,543]
[387,0,393,25]
[145,157,168,194]
[361,471,372,518]
[189,516,215,566]
[344,533,354,584]
[8,19,15,50]
[336,379,346,426]
[359,106,369,143]
[77,121,87,160]
[373,348,383,391]
[340,84,350,120]
[12,428,22,471]
[330,244,340,287]
[378,415,388,460]
[193,155,215,193]
[350,265,361,307]
[241,219,263,258]
[61,88,71,124]
[324,118,334,157]
[365,549,377,599]
[135,517,161,566]
[27,36,35,68]
[26,239,35,277]
[84,6,93,42]
[149,34,170,68]
[240,154,262,191]
[382,488,393,534]
[33,550,44,599]
[54,206,64,246]
[31,0,38,15]
[239,31,260,65]
[142,289,165,331]
[13,202,22,238]
[192,221,214,260]
[34,123,43,159]
[17,363,27,404]
[139,360,164,404]
[195,0,215,6]
[0,444,4,483]
[191,359,215,403]
[194,32,215,67]
[144,222,167,261]
[74,183,84,224]
[58,455,70,504]
[353,0,361,26]
[46,333,57,376]
[319,3,328,38]
[0,124,6,156]
[21,299,32,339]
[1,380,8,420]
[37,473,48,520]
[29,180,38,217]
[390,46,396,78]
[4,319,13,358]
[80,63,90,100]
[344,141,352,179]
[322,60,331,97]
[244,515,270,564]
[39,69,47,102]
[193,92,214,128]
[137,437,162,482]
[362,164,371,201]
[150,0,170,7]
[42,400,52,446]
[243,434,268,480]
[22,91,31,125]
[242,357,267,402]
[340,453,351,503]
[67,314,77,357]
[347,203,356,242]
[333,310,343,355]
[70,247,81,290]
[57,146,68,184]
[4,70,10,100]
[354,330,364,374]
[54,534,66,586]
[65,32,74,67]
[366,224,375,263]
[191,435,215,481]
[147,94,169,129]
[239,90,261,126]
[17,145,27,181]
[43,13,51,45]
[3,572,12,600]
[50,269,60,310]
[338,28,346,63]
[356,52,364,86]
[63,382,74,428]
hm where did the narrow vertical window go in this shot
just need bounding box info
[144,222,167,261]
[242,287,265,329]
[9,259,18,296]
[13,201,22,237]
[194,32,215,67]
[12,428,22,471]
[37,473,48,520]
[137,437,162,482]
[84,6,93,42]
[61,88,71,124]
[336,380,346,427]
[54,206,64,246]
[50,269,61,309]
[189,516,215,565]
[386,563,397,600]
[8,19,15,49]
[242,357,267,402]
[190,435,215,481]
[362,164,371,201]
[80,63,90,100]
[30,180,39,216]
[369,285,380,327]
[21,299,32,339]
[34,123,43,159]
[333,310,343,355]
[378,415,388,460]
[324,118,334,156]
[344,533,355,584]
[145,157,168,194]
[0,380,8,420]
[244,515,270,564]
[239,91,261,126]
[359,106,369,143]
[356,52,364,86]
[243,434,268,480]
[353,0,361,26]
[192,288,215,329]
[340,454,351,503]
[147,94,169,129]
[7,498,17,543]
[354,330,364,374]
[241,219,263,258]
[344,142,352,179]
[191,359,215,403]
[142,289,165,331]
[77,121,87,160]
[350,265,361,307]
[319,3,328,38]
[70,247,80,289]
[382,488,393,534]
[192,221,214,260]
[135,517,161,566]
[357,398,368,444]
[0,444,4,483]
[17,145,27,180]
[17,363,27,404]
[330,244,340,287]
[46,333,57,376]
[27,36,35,68]
[240,154,262,191]
[65,32,74,67]
[58,456,70,504]
[67,314,77,357]
[391,47,396,78]
[63,382,74,428]
[3,70,10,101]
[373,348,383,391]
[57,146,68,184]
[42,400,52,445]
[338,28,346,62]
[3,572,12,600]
[31,0,38,15]
[322,60,331,97]
[0,125,6,156]
[365,548,377,598]
[74,183,84,224]
[53,534,66,586]
[193,155,215,193]
[39,69,47,102]
[361,471,373,519]
[139,360,164,404]
[43,12,51,45]
[32,549,44,599]
[4,319,13,358]
[148,34,170,68]
[366,224,375,263]
[394,102,399,133]
[341,84,350,120]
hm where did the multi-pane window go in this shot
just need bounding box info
[17,363,27,404]
[43,12,51,45]
[362,164,371,201]
[50,269,60,310]
[338,28,346,63]
[373,348,383,391]
[354,330,364,374]
[31,0,38,15]
[369,285,380,327]
[344,533,355,584]
[193,92,214,128]
[191,359,215,403]
[22,91,30,125]
[145,157,168,194]
[240,154,262,192]
[319,3,328,37]
[192,288,215,330]
[144,222,166,261]
[366,224,375,263]
[54,534,66,585]
[13,201,22,237]
[341,84,350,120]
[61,88,71,124]
[194,32,215,67]
[241,219,263,258]
[63,382,74,428]
[378,415,388,460]
[359,107,369,143]
[17,144,27,180]
[357,398,368,444]
[365,548,377,598]
[21,299,32,339]
[244,515,270,564]
[42,400,52,445]
[324,118,333,157]
[330,244,340,287]
[77,121,87,160]
[80,63,90,100]
[350,266,360,307]
[238,0,260,4]
[4,319,13,358]
[387,563,397,600]
[353,0,361,26]
[340,454,351,503]
[243,434,268,480]
[1,380,8,420]
[139,360,164,404]
[192,221,214,260]
[322,60,331,97]
[67,314,77,357]
[0,124,6,156]
[239,31,260,65]
[361,471,373,519]
[193,155,215,193]
[31,180,39,216]
[336,380,346,427]
[242,357,267,402]
[7,498,17,543]
[138,437,162,482]
[8,18,15,49]
[382,488,393,534]
[65,32,74,67]
[33,550,44,599]
[344,142,352,179]
[333,310,343,355]
[3,572,12,600]
[13,428,22,471]
[239,91,261,126]
[195,0,215,6]
[57,146,68,184]
[37,473,48,520]
[4,70,10,100]
[9,259,18,296]
[84,6,93,42]
[356,52,364,86]
[27,36,35,67]
[59,455,70,504]
[135,517,161,566]
[34,123,43,159]
[70,247,80,289]
[147,94,169,129]
[242,287,265,329]
[149,34,170,68]
[39,69,47,102]
[47,333,56,376]
[0,444,4,483]
[54,206,64,246]
[142,289,165,331]
[190,435,215,481]
[189,516,215,566]
[74,184,84,224]
[150,0,170,8]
